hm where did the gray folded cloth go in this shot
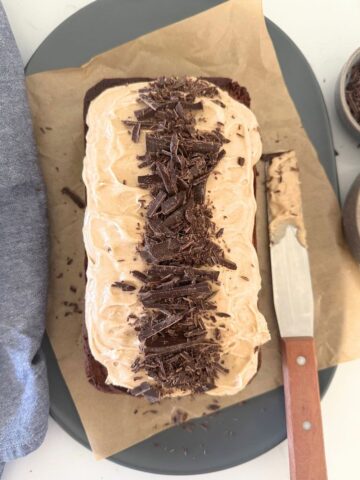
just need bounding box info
[0,2,49,476]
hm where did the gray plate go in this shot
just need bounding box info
[26,0,338,475]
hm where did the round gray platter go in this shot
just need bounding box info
[26,0,338,475]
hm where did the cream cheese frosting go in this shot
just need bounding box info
[83,79,270,397]
[267,150,307,247]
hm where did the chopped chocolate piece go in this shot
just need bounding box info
[161,191,185,215]
[131,122,141,143]
[183,101,203,110]
[135,107,155,120]
[212,99,226,108]
[216,312,231,318]
[148,264,219,281]
[175,102,185,118]
[219,258,237,270]
[147,216,172,236]
[217,149,226,161]
[145,339,212,355]
[157,162,177,194]
[131,270,148,282]
[214,328,221,340]
[61,187,85,209]
[139,313,184,341]
[215,363,229,374]
[139,94,160,111]
[146,134,169,153]
[237,156,245,166]
[112,281,136,291]
[141,238,181,262]
[146,190,167,218]
[144,387,161,403]
[215,228,224,238]
[193,183,205,203]
[138,174,162,188]
[140,282,211,302]
[123,120,154,128]
[130,381,152,396]
[184,329,206,338]
[184,139,219,154]
[170,132,179,154]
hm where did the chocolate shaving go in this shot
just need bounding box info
[135,107,155,120]
[145,339,212,355]
[130,382,152,396]
[237,156,245,166]
[215,228,224,238]
[131,270,148,282]
[139,313,184,341]
[131,122,141,143]
[140,282,211,302]
[138,174,161,188]
[157,162,177,194]
[112,281,136,291]
[219,258,237,270]
[141,238,180,262]
[146,190,167,218]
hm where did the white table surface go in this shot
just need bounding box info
[2,1,360,479]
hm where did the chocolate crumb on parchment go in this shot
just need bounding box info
[61,187,86,209]
[116,77,240,399]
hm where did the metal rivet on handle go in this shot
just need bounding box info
[303,421,312,431]
[296,355,306,366]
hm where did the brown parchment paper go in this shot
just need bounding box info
[26,0,360,460]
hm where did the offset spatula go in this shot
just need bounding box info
[266,154,327,480]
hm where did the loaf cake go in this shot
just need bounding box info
[82,76,270,401]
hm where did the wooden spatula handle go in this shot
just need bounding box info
[281,337,327,480]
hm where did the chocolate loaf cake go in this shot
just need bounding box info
[82,76,270,401]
